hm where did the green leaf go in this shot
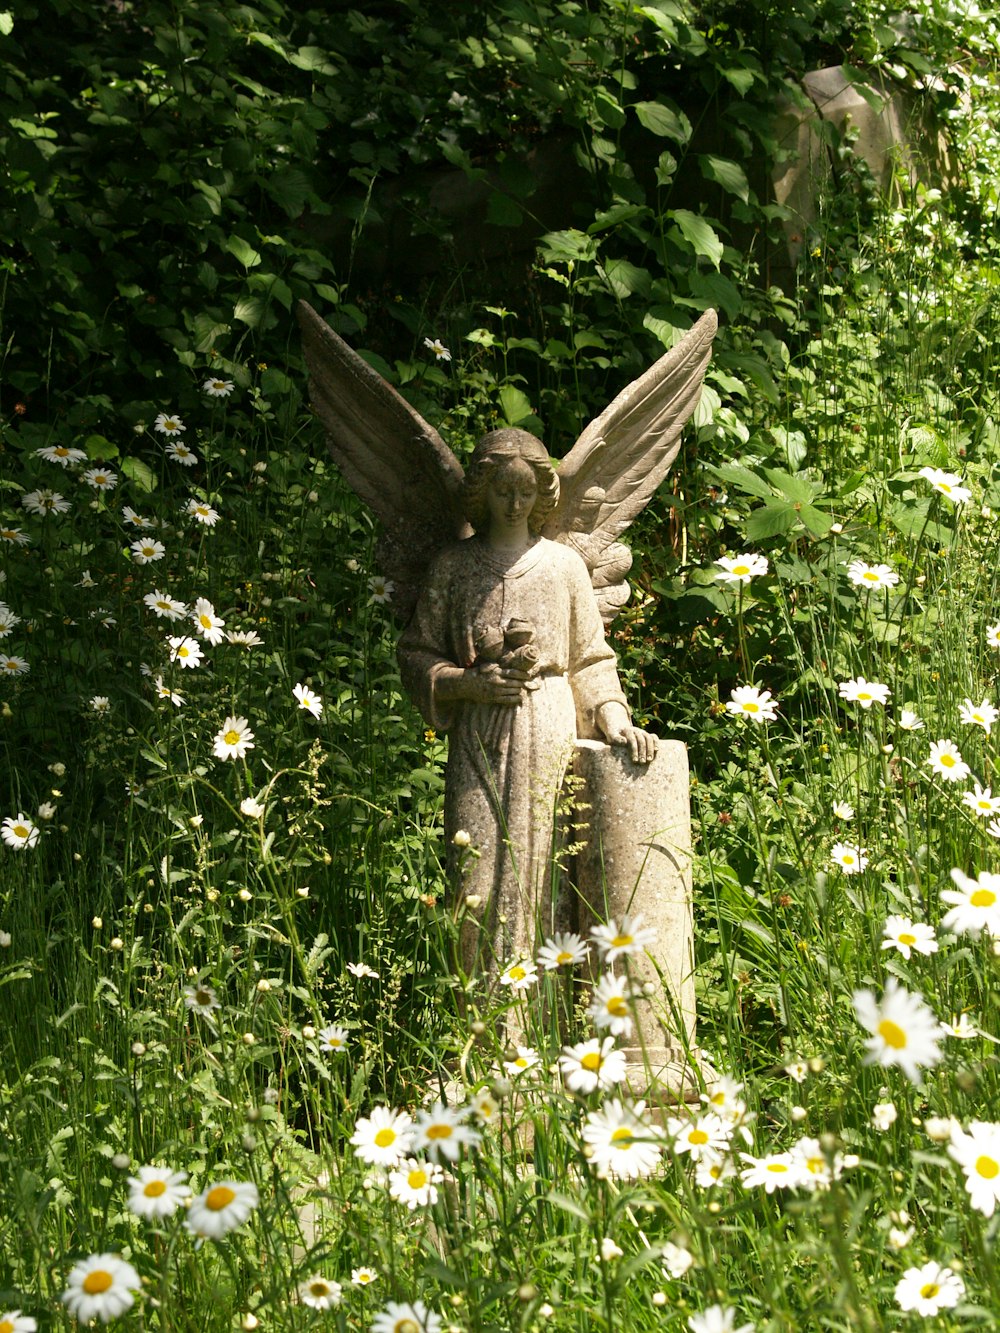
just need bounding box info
[744,502,798,540]
[498,385,535,427]
[670,210,723,267]
[633,100,691,144]
[234,296,266,328]
[721,65,755,95]
[593,88,626,129]
[0,13,14,36]
[602,258,651,299]
[797,503,833,537]
[763,469,815,504]
[84,434,118,460]
[699,154,750,203]
[225,236,262,270]
[705,463,774,501]
[120,457,157,494]
[289,45,338,74]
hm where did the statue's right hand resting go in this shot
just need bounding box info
[436,663,529,706]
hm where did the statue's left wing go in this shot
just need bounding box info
[298,301,471,622]
[544,309,717,624]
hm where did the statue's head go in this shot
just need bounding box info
[463,428,560,534]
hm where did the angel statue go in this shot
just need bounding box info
[299,302,716,1063]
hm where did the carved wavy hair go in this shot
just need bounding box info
[463,428,560,534]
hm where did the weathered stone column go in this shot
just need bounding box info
[573,738,700,1100]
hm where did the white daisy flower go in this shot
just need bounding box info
[940,1013,978,1039]
[0,525,30,545]
[36,443,87,466]
[987,623,1000,649]
[82,467,117,491]
[837,676,890,709]
[790,1135,843,1189]
[1,814,39,851]
[941,868,1000,936]
[871,1101,897,1131]
[62,1253,140,1323]
[412,1100,480,1162]
[186,499,220,526]
[184,983,220,1015]
[225,628,263,647]
[317,1024,348,1053]
[959,696,998,733]
[165,440,198,466]
[347,961,378,978]
[186,1180,259,1239]
[499,959,538,991]
[846,560,899,590]
[350,1106,414,1166]
[688,1305,754,1333]
[502,1045,540,1077]
[299,1277,342,1309]
[558,1036,627,1093]
[926,738,970,782]
[293,682,323,718]
[122,505,153,528]
[881,915,937,960]
[469,1090,499,1125]
[131,537,166,564]
[829,842,868,874]
[153,675,184,707]
[423,337,452,362]
[0,655,30,677]
[919,465,970,504]
[662,1241,695,1279]
[831,800,854,820]
[739,1151,801,1192]
[368,574,395,604]
[962,782,1000,817]
[715,553,768,584]
[239,796,265,818]
[948,1119,1000,1216]
[154,412,186,436]
[590,912,657,964]
[666,1111,731,1162]
[702,1075,749,1126]
[852,977,943,1084]
[168,635,203,668]
[22,489,70,515]
[894,1261,964,1316]
[371,1301,442,1333]
[589,972,637,1038]
[898,708,924,730]
[0,607,22,639]
[536,931,589,969]
[203,378,235,397]
[582,1098,663,1179]
[127,1165,189,1219]
[725,685,778,722]
[0,1310,36,1332]
[351,1267,378,1287]
[212,716,255,761]
[191,598,226,645]
[144,590,187,621]
[388,1158,444,1209]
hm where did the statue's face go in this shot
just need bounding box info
[486,457,538,533]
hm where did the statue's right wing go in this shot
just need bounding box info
[298,301,470,622]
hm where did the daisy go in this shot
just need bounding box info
[153,675,184,706]
[1,815,39,851]
[203,378,235,397]
[0,526,30,545]
[131,537,166,564]
[186,499,220,526]
[368,574,395,604]
[347,961,379,978]
[582,1098,663,1179]
[299,1277,342,1310]
[36,443,87,466]
[715,553,768,583]
[926,738,970,782]
[226,628,263,647]
[0,1311,36,1332]
[831,800,854,820]
[293,682,323,718]
[695,1155,739,1189]
[165,440,198,466]
[666,1112,731,1162]
[948,1119,1000,1215]
[0,607,21,640]
[213,716,255,761]
[725,685,778,722]
[317,1024,348,1053]
[852,977,943,1084]
[499,959,538,990]
[127,1165,189,1219]
[894,1261,964,1316]
[144,591,187,621]
[372,1301,442,1333]
[90,695,111,714]
[590,912,657,964]
[988,623,1000,649]
[837,676,890,709]
[503,1045,540,1077]
[785,1059,808,1083]
[470,1090,499,1125]
[940,1013,978,1039]
[22,489,70,515]
[702,1076,749,1126]
[872,1101,897,1131]
[846,560,899,590]
[662,1241,695,1278]
[186,1180,259,1239]
[122,505,153,528]
[351,1267,378,1286]
[191,598,226,645]
[739,1151,801,1192]
[830,842,868,874]
[959,696,998,733]
[388,1157,444,1209]
[790,1135,843,1189]
[962,782,1000,817]
[154,412,186,436]
[537,931,589,969]
[184,983,220,1015]
[423,336,452,362]
[589,972,636,1038]
[351,1106,414,1166]
[240,796,265,818]
[168,636,203,668]
[82,467,117,491]
[559,1036,627,1093]
[413,1101,480,1162]
[898,708,924,730]
[688,1305,754,1333]
[941,868,1000,936]
[0,655,29,676]
[62,1253,140,1323]
[919,465,971,504]
[881,915,938,960]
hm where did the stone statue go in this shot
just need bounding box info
[299,302,716,1095]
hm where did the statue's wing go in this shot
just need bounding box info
[298,301,470,622]
[545,309,717,624]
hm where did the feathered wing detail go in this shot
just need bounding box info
[545,309,718,623]
[297,301,471,622]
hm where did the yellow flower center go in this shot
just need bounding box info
[688,1128,709,1145]
[766,1162,789,1174]
[611,1127,634,1148]
[12,824,28,838]
[862,571,878,581]
[971,888,996,907]
[858,692,872,701]
[940,482,952,493]
[805,1156,824,1174]
[556,950,573,964]
[310,1282,331,1297]
[194,989,212,1005]
[877,1018,907,1049]
[83,1270,114,1295]
[508,966,525,981]
[940,753,956,768]
[4,662,18,671]
[394,1320,420,1333]
[842,854,856,865]
[224,730,240,746]
[144,1179,167,1197]
[607,996,627,1016]
[200,615,212,629]
[975,1154,999,1179]
[611,933,633,948]
[407,1169,428,1189]
[206,1185,236,1210]
[374,1128,397,1149]
[732,564,750,576]
[1,1320,15,1333]
[898,933,916,946]
[581,1052,603,1072]
[920,1282,940,1299]
[743,702,760,713]
[425,1123,453,1140]
[164,420,177,430]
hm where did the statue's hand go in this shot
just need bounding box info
[464,665,528,706]
[596,702,658,764]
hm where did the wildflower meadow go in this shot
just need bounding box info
[5,1,1000,1330]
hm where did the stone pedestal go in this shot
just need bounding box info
[573,739,701,1101]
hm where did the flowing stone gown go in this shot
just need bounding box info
[398,534,630,972]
